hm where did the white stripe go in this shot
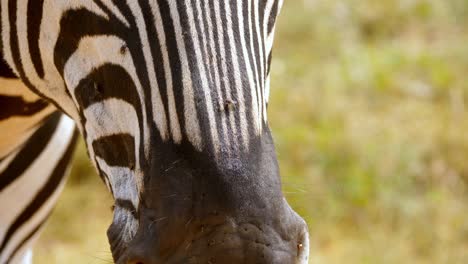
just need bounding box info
[263,0,276,118]
[0,115,74,263]
[0,0,18,75]
[246,0,263,130]
[214,1,239,152]
[264,0,280,55]
[236,1,261,135]
[34,0,108,122]
[0,148,20,173]
[149,3,183,143]
[264,74,271,121]
[100,0,130,27]
[83,98,141,169]
[253,0,267,124]
[195,0,215,89]
[96,156,140,243]
[16,0,36,84]
[224,1,249,149]
[127,1,168,142]
[167,1,202,150]
[202,0,231,150]
[1,175,67,264]
[63,35,150,170]
[9,234,39,264]
[96,157,140,209]
[185,0,220,152]
[13,248,33,264]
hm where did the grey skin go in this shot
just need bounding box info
[109,129,309,264]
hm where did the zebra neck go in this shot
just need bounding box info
[0,77,55,159]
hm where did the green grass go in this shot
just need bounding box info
[35,1,468,263]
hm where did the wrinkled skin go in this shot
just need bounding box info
[110,130,309,264]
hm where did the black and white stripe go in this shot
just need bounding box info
[0,66,77,263]
[2,0,282,212]
[1,0,282,150]
[0,1,305,263]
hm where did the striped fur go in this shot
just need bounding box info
[0,1,310,263]
[0,75,77,263]
[1,0,282,151]
[1,0,283,242]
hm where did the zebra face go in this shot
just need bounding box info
[2,0,308,262]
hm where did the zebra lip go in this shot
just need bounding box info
[166,222,309,264]
[121,217,309,264]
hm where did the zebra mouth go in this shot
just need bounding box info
[116,216,309,264]
[163,221,310,264]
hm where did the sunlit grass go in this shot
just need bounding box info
[35,1,468,263]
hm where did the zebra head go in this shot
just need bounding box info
[3,0,309,263]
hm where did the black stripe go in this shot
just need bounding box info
[251,0,265,123]
[73,64,145,173]
[0,95,49,121]
[267,0,279,35]
[230,1,255,144]
[209,0,232,147]
[27,0,45,78]
[179,1,215,151]
[192,1,215,92]
[8,0,23,79]
[0,56,17,78]
[0,112,61,192]
[206,0,230,147]
[266,50,273,76]
[158,0,187,142]
[191,1,227,148]
[258,0,268,77]
[138,0,171,138]
[6,211,51,263]
[219,2,242,147]
[245,1,263,123]
[113,1,153,171]
[0,127,78,253]
[257,1,268,122]
[115,198,137,215]
[6,0,68,116]
[92,134,135,168]
[54,8,128,76]
[74,65,142,110]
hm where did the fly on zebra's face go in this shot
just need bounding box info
[1,0,309,263]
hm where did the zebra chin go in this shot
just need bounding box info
[106,131,309,264]
[113,214,309,264]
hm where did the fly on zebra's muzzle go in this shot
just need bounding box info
[107,131,309,264]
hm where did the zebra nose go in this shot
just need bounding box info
[126,255,151,264]
[127,261,144,264]
[125,247,156,264]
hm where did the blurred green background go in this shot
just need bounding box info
[35,0,468,263]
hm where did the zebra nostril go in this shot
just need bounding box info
[125,245,154,264]
[128,261,144,264]
[127,256,146,264]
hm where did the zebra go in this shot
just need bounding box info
[0,58,77,264]
[0,0,309,263]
